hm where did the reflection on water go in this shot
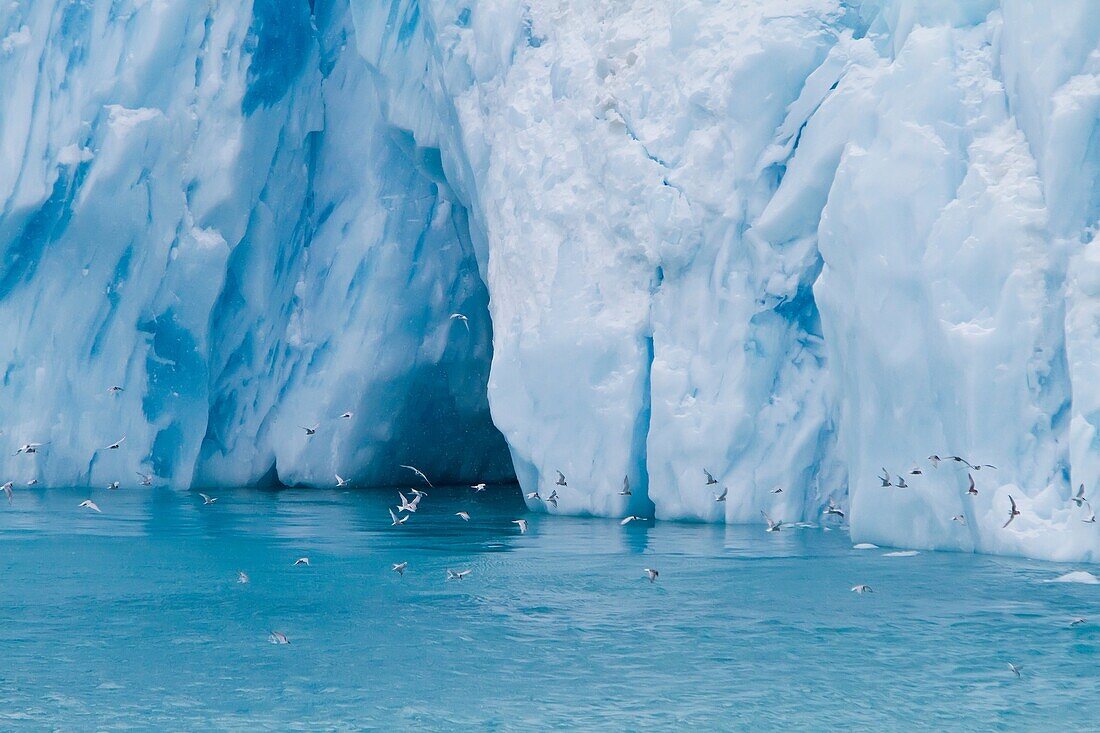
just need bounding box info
[0,485,1098,730]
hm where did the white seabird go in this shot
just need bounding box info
[449,313,470,331]
[397,492,419,513]
[1003,495,1020,528]
[392,562,408,576]
[79,500,101,513]
[512,519,528,534]
[761,510,783,532]
[1072,483,1088,508]
[400,464,433,487]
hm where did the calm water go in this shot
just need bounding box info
[0,485,1098,731]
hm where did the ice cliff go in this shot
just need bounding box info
[0,0,1097,562]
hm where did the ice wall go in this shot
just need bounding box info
[0,0,513,492]
[0,0,1098,562]
[347,0,1098,561]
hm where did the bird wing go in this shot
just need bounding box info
[1009,495,1017,511]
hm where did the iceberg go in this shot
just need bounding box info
[0,0,1097,563]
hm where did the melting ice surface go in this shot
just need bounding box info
[2,486,1099,730]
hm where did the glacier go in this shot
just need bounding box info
[0,0,1097,562]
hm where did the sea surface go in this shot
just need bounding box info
[0,485,1097,730]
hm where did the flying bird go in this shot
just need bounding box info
[1070,617,1087,627]
[761,510,783,532]
[400,464,433,487]
[621,516,646,525]
[619,476,631,496]
[1072,483,1088,508]
[199,493,217,505]
[104,437,125,450]
[967,473,977,496]
[446,569,472,580]
[107,385,124,393]
[15,442,45,455]
[2,482,12,505]
[512,519,528,534]
[298,425,318,436]
[823,501,845,518]
[643,568,659,583]
[952,514,967,525]
[294,557,310,566]
[909,466,923,476]
[449,313,470,331]
[850,584,873,594]
[704,469,718,485]
[79,500,101,513]
[397,492,419,513]
[545,490,558,508]
[472,483,487,492]
[928,455,941,468]
[339,411,353,419]
[25,479,37,486]
[555,471,567,486]
[949,455,974,468]
[1085,511,1096,524]
[269,631,290,645]
[714,487,728,502]
[1003,495,1020,528]
[392,562,408,576]
[1008,663,1022,678]
[388,508,409,526]
[878,468,892,488]
[455,511,471,522]
[770,487,783,494]
[335,474,349,488]
[237,571,249,584]
[895,475,908,489]
[407,487,428,499]
[974,463,997,471]
[107,481,119,490]
[525,491,541,501]
[136,472,152,486]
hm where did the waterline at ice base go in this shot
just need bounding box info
[1,0,1098,565]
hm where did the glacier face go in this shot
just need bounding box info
[1,0,1098,562]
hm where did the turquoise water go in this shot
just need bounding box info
[1,485,1097,730]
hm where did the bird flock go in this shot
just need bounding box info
[873,453,1096,529]
[3,388,1094,665]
